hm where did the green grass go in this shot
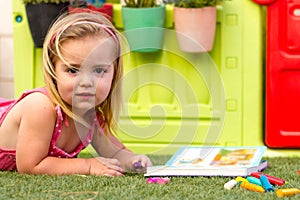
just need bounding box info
[0,155,299,199]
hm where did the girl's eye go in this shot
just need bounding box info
[94,67,106,75]
[67,67,79,74]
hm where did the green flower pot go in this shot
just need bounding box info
[121,5,166,53]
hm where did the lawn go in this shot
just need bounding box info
[0,155,299,199]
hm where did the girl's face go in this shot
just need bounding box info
[54,35,116,115]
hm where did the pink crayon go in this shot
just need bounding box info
[147,177,170,185]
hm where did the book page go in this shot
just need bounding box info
[166,146,266,168]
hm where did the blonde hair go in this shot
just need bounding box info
[43,12,123,135]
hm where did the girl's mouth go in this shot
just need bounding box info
[75,93,95,99]
[76,92,95,97]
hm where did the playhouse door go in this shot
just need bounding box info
[265,0,300,148]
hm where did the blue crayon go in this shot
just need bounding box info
[247,176,262,186]
[260,174,274,192]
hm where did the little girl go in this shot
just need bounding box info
[0,12,152,176]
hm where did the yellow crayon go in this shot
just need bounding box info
[276,188,300,198]
[235,176,248,183]
[240,181,265,193]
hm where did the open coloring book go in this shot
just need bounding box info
[145,146,267,177]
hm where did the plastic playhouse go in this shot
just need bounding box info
[12,0,300,156]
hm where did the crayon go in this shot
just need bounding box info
[157,177,170,185]
[133,161,142,169]
[147,177,170,185]
[246,176,262,186]
[224,179,237,190]
[147,177,160,183]
[258,160,269,172]
[235,176,248,184]
[240,181,265,193]
[276,188,300,198]
[250,172,285,186]
[260,174,274,192]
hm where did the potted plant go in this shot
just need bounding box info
[22,0,113,47]
[121,0,166,52]
[68,0,114,22]
[173,0,223,53]
[22,0,70,48]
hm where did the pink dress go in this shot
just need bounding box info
[0,88,99,171]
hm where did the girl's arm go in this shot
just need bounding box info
[15,93,123,176]
[91,128,152,173]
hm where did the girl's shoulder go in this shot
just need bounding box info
[1,88,57,131]
[22,91,51,106]
[16,88,56,116]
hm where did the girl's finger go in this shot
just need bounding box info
[106,169,124,176]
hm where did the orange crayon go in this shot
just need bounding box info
[240,181,265,193]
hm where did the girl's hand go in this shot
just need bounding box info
[89,157,124,176]
[127,154,153,174]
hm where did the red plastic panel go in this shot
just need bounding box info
[279,71,300,132]
[265,0,300,148]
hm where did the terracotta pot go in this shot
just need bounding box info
[174,6,217,53]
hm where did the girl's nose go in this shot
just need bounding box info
[78,72,94,87]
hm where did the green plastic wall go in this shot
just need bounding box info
[12,0,266,155]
